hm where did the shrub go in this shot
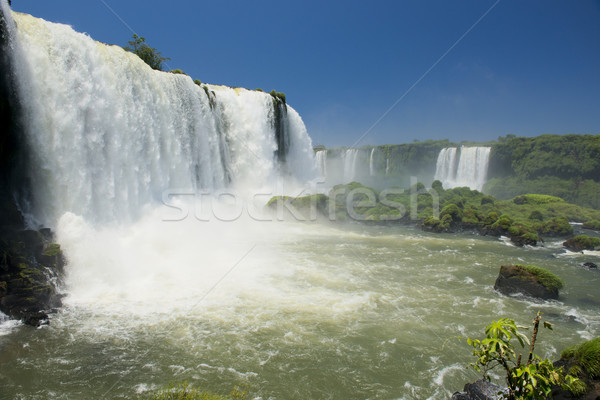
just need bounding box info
[528,210,543,221]
[466,312,582,400]
[583,220,600,231]
[560,337,600,379]
[169,69,186,75]
[138,382,248,400]
[269,90,286,103]
[123,34,170,71]
[440,203,463,221]
[563,235,600,252]
[513,194,565,205]
[193,79,202,86]
[431,180,444,193]
[481,195,495,206]
[515,264,564,292]
[540,217,573,236]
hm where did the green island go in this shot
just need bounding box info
[267,181,600,248]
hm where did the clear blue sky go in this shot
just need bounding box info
[10,0,600,147]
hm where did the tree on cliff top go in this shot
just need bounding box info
[123,34,170,71]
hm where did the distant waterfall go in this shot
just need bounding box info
[369,148,375,176]
[434,147,491,191]
[343,149,359,182]
[315,150,327,178]
[385,158,390,176]
[4,11,317,225]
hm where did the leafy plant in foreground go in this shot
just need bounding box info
[466,312,581,399]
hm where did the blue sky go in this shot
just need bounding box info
[10,0,600,147]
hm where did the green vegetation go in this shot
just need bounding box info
[486,134,600,209]
[513,265,564,292]
[169,69,187,75]
[269,90,286,103]
[266,180,600,246]
[139,383,247,400]
[466,312,582,399]
[123,34,170,71]
[563,235,600,252]
[583,220,600,231]
[193,79,202,86]
[561,338,600,379]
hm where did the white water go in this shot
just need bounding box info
[386,157,390,176]
[434,146,491,191]
[369,148,375,176]
[315,149,327,179]
[8,11,317,227]
[343,148,359,182]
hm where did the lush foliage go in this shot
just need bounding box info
[486,134,600,209]
[124,34,170,71]
[269,90,286,103]
[583,220,600,231]
[139,383,247,400]
[489,134,600,181]
[466,312,581,399]
[513,265,564,292]
[169,69,187,75]
[563,235,600,252]
[266,180,600,246]
[561,338,600,379]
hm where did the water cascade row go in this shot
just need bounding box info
[3,9,317,226]
[434,146,491,191]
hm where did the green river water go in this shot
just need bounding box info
[1,220,599,400]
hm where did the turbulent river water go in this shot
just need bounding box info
[1,218,599,400]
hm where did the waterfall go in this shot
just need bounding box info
[342,148,358,182]
[369,148,375,176]
[5,11,317,226]
[434,146,491,191]
[385,158,390,176]
[315,150,327,178]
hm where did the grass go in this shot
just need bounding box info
[139,383,248,400]
[561,337,600,379]
[514,264,564,292]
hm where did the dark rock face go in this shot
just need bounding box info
[0,9,64,327]
[494,265,559,300]
[0,229,65,326]
[450,380,508,400]
[582,262,598,270]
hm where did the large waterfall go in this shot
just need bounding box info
[5,11,317,226]
[434,146,491,191]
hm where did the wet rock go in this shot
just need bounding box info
[494,265,562,300]
[582,262,598,270]
[450,379,508,400]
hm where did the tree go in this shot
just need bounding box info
[123,34,170,71]
[466,311,582,399]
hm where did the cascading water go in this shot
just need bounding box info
[7,11,317,226]
[342,148,358,182]
[369,148,375,176]
[315,149,327,179]
[434,146,490,191]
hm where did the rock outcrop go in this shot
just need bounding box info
[450,379,508,400]
[494,264,563,300]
